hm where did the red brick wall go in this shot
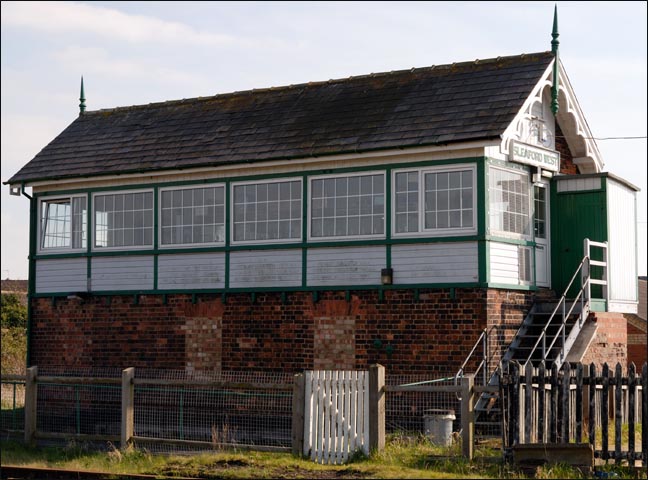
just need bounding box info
[580,312,627,369]
[29,288,549,375]
[555,122,578,175]
[486,289,535,367]
[627,320,647,367]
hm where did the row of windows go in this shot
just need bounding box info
[38,165,533,252]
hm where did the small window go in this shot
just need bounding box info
[40,196,87,250]
[160,185,225,246]
[310,173,384,239]
[534,185,547,239]
[393,165,476,236]
[232,179,302,243]
[94,191,153,248]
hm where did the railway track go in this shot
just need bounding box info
[0,465,203,480]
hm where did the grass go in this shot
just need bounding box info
[2,435,644,479]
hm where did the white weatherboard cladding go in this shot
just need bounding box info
[158,253,225,289]
[391,242,478,284]
[91,256,153,291]
[607,180,638,311]
[307,246,385,286]
[489,242,520,285]
[35,258,87,293]
[557,177,602,193]
[229,249,301,288]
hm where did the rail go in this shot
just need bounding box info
[522,239,607,368]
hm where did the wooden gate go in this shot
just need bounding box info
[302,370,369,464]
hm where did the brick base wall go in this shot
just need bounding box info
[580,312,627,369]
[626,317,647,367]
[30,288,551,375]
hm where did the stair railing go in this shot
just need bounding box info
[455,325,496,389]
[522,239,608,368]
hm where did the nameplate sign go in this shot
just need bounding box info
[510,140,560,172]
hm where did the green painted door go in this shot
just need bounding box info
[551,188,607,298]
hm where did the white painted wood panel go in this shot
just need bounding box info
[35,258,87,293]
[391,242,478,284]
[303,370,369,464]
[307,246,384,286]
[158,253,225,289]
[489,242,520,285]
[557,177,602,192]
[607,179,637,306]
[229,249,301,288]
[91,256,153,291]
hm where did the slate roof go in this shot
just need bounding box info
[8,52,554,184]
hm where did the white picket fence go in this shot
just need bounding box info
[303,370,370,464]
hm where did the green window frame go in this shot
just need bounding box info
[93,189,154,250]
[231,178,302,244]
[308,171,385,241]
[392,164,477,237]
[159,184,226,247]
[488,166,532,239]
[38,195,87,252]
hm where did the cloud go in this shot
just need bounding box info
[1,114,66,181]
[52,46,209,88]
[1,1,237,47]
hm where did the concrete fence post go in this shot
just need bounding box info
[24,366,38,446]
[461,374,475,460]
[292,373,305,456]
[121,367,135,449]
[369,364,385,452]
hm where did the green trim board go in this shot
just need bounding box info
[153,186,159,290]
[301,174,308,287]
[224,179,231,290]
[477,159,488,283]
[34,234,490,259]
[26,193,36,367]
[31,282,484,298]
[86,194,92,289]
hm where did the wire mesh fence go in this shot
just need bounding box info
[4,366,504,453]
[133,369,294,453]
[1,380,25,434]
[385,373,462,436]
[36,383,121,438]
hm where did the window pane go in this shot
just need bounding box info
[422,169,474,232]
[396,213,407,233]
[310,174,384,238]
[94,192,153,248]
[232,180,301,242]
[41,199,71,249]
[489,167,531,236]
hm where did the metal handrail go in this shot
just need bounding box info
[455,325,496,385]
[522,255,589,368]
[522,239,608,368]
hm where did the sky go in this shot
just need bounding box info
[1,1,646,280]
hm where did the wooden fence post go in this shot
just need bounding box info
[292,373,305,456]
[369,364,385,453]
[24,366,37,446]
[121,367,135,449]
[461,374,474,460]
